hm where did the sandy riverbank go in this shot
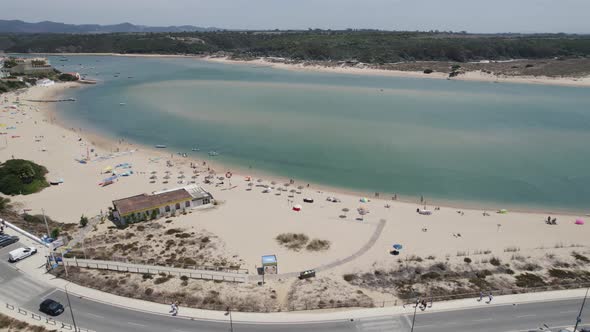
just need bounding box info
[204,56,590,87]
[26,52,590,87]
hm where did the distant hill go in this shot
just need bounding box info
[0,20,222,33]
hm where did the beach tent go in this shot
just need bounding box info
[575,219,585,225]
[103,166,113,173]
[360,197,370,203]
[292,204,302,212]
[498,209,508,214]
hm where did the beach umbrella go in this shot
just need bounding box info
[284,183,290,187]
[245,176,252,181]
[498,209,508,214]
[179,171,184,174]
[292,204,302,212]
[257,179,264,183]
[393,244,403,250]
[248,182,254,187]
[342,208,350,212]
[290,189,297,193]
[179,175,186,179]
[271,181,277,185]
[575,219,585,225]
[164,175,170,179]
[149,175,157,179]
[150,171,157,174]
[297,185,304,190]
[360,197,369,203]
[192,175,198,179]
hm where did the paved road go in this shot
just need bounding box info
[1,243,589,332]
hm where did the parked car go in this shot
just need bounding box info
[0,235,19,248]
[299,269,316,280]
[39,299,64,316]
[8,247,37,263]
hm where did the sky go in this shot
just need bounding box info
[2,0,590,33]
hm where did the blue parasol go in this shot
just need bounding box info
[393,244,403,250]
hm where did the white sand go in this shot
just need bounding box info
[1,83,589,281]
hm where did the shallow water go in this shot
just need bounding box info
[50,55,590,212]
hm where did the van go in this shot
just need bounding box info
[8,247,37,263]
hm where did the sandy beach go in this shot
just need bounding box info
[2,82,590,307]
[204,56,590,87]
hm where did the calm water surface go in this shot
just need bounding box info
[48,56,590,212]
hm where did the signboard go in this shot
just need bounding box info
[261,255,278,275]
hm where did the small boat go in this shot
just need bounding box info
[192,147,200,151]
[208,151,219,156]
[155,145,167,149]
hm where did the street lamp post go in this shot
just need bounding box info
[573,287,589,332]
[410,297,419,332]
[225,306,233,332]
[64,283,78,332]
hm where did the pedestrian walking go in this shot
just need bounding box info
[478,291,483,302]
[486,292,493,304]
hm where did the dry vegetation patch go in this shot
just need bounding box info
[287,277,373,310]
[70,220,242,270]
[50,267,279,312]
[0,313,51,332]
[275,233,331,252]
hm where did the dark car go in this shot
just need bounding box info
[299,269,316,280]
[39,299,64,316]
[0,235,19,248]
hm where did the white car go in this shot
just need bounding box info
[8,247,38,263]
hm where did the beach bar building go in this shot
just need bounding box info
[112,185,213,224]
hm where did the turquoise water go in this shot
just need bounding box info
[50,55,590,212]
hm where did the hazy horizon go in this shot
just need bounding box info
[2,0,590,34]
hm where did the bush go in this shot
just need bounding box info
[306,239,331,251]
[0,159,49,195]
[79,215,89,228]
[0,197,11,212]
[421,271,441,279]
[275,233,309,251]
[464,257,472,264]
[548,269,577,279]
[489,257,501,266]
[573,252,590,263]
[515,273,546,288]
[58,73,79,81]
[144,288,153,296]
[423,69,433,74]
[50,227,60,239]
[343,274,357,282]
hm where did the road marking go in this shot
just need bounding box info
[39,289,58,300]
[127,322,146,327]
[85,313,104,319]
[516,314,537,318]
[173,330,190,332]
[472,318,493,322]
[559,310,577,314]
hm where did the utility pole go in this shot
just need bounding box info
[410,297,419,332]
[225,306,233,332]
[573,287,589,332]
[64,283,78,332]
